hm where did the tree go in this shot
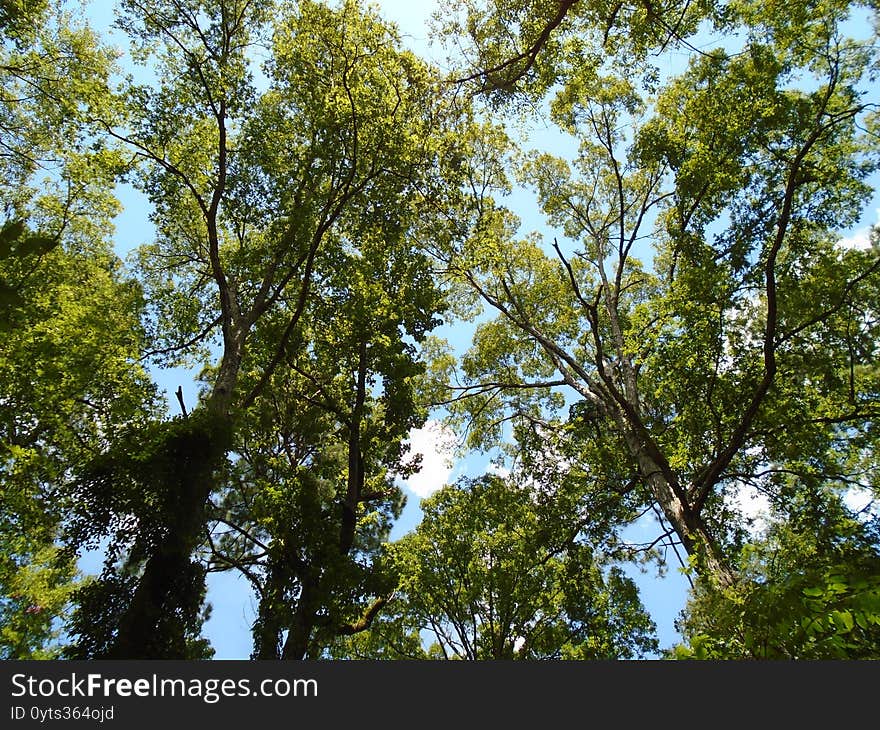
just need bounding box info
[332,473,658,659]
[0,0,122,250]
[427,0,880,593]
[214,204,443,659]
[436,0,714,99]
[672,488,880,659]
[67,0,451,658]
[0,0,159,658]
[0,214,159,661]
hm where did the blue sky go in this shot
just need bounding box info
[83,0,880,659]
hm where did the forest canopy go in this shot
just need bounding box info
[1,0,878,660]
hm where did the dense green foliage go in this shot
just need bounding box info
[0,0,877,660]
[332,474,658,659]
[672,495,880,658]
[0,0,159,657]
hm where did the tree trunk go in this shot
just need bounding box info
[105,332,243,658]
[281,570,319,660]
[629,437,736,588]
[105,413,231,657]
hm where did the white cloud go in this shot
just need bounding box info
[843,486,876,517]
[398,420,458,498]
[486,462,511,479]
[838,209,878,251]
[728,483,772,536]
[838,228,873,251]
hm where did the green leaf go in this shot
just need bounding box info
[0,281,24,320]
[0,221,25,258]
[831,611,854,634]
[15,234,58,258]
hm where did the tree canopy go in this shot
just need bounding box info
[331,473,658,659]
[0,0,877,661]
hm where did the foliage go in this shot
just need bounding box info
[65,412,229,658]
[429,0,880,592]
[672,492,880,658]
[3,0,879,661]
[0,546,78,659]
[0,220,58,326]
[0,0,167,659]
[0,214,157,660]
[332,474,659,660]
[434,0,716,102]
